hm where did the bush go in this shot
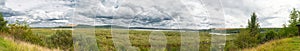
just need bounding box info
[47,30,73,50]
[8,21,43,44]
[7,21,73,50]
[233,30,259,49]
[256,30,279,44]
[225,41,239,51]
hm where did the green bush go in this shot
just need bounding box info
[278,26,289,38]
[8,21,43,44]
[224,41,239,51]
[257,30,280,44]
[47,30,73,50]
[7,21,73,50]
[265,30,278,41]
[233,30,259,49]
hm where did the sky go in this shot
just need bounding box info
[0,0,300,29]
[223,0,300,28]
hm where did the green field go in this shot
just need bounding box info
[30,28,233,51]
[2,28,294,51]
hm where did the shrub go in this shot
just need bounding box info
[265,30,278,41]
[224,41,239,51]
[8,21,43,44]
[257,30,279,44]
[233,30,259,49]
[47,30,73,50]
[278,25,289,38]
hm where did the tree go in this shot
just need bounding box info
[233,12,261,49]
[247,12,260,36]
[0,12,8,32]
[282,8,300,37]
[288,8,299,27]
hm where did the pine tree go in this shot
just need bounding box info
[0,12,8,32]
[247,12,260,36]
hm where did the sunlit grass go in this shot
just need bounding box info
[0,36,60,51]
[245,37,300,51]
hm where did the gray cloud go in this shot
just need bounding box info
[1,0,300,29]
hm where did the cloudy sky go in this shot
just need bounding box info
[223,0,300,28]
[0,0,300,29]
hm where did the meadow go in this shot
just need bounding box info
[1,27,298,51]
[243,37,300,51]
[29,28,234,51]
[0,33,60,51]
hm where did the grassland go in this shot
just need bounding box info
[3,28,298,51]
[244,37,300,51]
[0,34,59,51]
[30,28,234,51]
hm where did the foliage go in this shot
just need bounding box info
[278,24,289,38]
[0,12,8,32]
[233,30,259,48]
[282,8,300,37]
[258,30,279,43]
[224,41,239,51]
[232,11,300,49]
[0,36,60,51]
[8,21,43,45]
[47,30,73,50]
[247,13,260,36]
[245,37,300,51]
[232,13,260,49]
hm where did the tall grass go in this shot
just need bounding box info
[95,29,214,51]
[0,36,60,51]
[31,28,216,51]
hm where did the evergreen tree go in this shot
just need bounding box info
[0,12,7,32]
[247,12,260,36]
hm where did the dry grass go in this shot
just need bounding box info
[5,38,61,51]
[0,33,61,51]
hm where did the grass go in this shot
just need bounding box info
[0,36,11,51]
[0,35,60,51]
[30,28,234,51]
[11,28,296,51]
[245,37,300,51]
[96,29,212,51]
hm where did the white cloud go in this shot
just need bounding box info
[1,0,300,29]
[222,0,300,28]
